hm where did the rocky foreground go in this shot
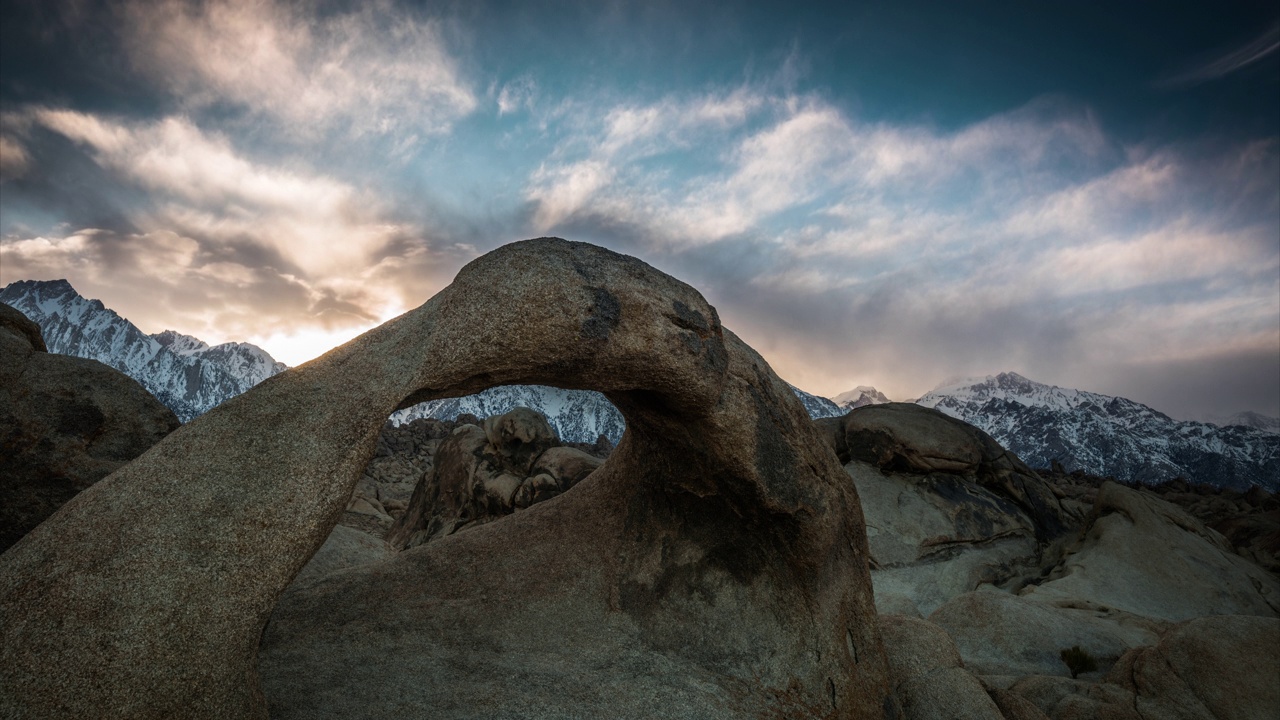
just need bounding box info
[297,401,1278,719]
[1,238,1277,720]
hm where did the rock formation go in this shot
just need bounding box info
[1006,615,1279,720]
[385,407,604,548]
[821,403,1071,616]
[878,614,1006,720]
[1020,481,1279,621]
[0,302,179,552]
[0,239,893,719]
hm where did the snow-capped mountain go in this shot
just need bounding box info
[0,280,286,422]
[831,385,891,411]
[789,384,844,419]
[153,329,284,389]
[391,383,842,443]
[391,385,626,443]
[916,372,1279,491]
[1200,411,1280,436]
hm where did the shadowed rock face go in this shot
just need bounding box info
[0,302,180,552]
[0,239,892,719]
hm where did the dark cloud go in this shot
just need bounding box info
[1088,347,1280,420]
[0,125,143,236]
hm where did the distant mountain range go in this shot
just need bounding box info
[3,280,1275,488]
[0,280,286,422]
[916,372,1279,491]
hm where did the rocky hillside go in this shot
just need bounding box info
[917,372,1280,491]
[0,280,285,422]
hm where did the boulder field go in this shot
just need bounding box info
[0,239,894,719]
[818,402,1279,720]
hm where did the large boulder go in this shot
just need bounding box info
[0,239,893,719]
[384,407,598,549]
[1022,482,1280,621]
[831,403,1071,615]
[877,614,1005,720]
[1108,614,1279,720]
[835,404,1069,540]
[0,302,179,552]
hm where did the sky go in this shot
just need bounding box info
[1,0,1277,420]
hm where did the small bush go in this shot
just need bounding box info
[1060,645,1098,678]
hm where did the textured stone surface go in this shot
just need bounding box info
[831,403,1069,616]
[1006,616,1279,720]
[0,239,891,719]
[0,302,179,552]
[877,614,1004,720]
[289,524,390,588]
[1108,615,1279,720]
[1022,482,1280,621]
[928,590,1164,678]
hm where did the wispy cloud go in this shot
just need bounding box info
[1158,23,1280,88]
[520,87,1277,413]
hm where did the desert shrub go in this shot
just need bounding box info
[1060,645,1098,678]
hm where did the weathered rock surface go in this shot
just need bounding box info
[827,403,1071,616]
[0,302,179,552]
[289,524,391,588]
[1007,615,1280,720]
[342,417,448,538]
[0,238,892,719]
[1022,482,1280,621]
[877,614,1004,720]
[1109,614,1280,720]
[928,590,1165,678]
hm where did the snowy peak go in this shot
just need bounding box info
[0,279,287,422]
[831,385,891,410]
[153,330,210,356]
[917,371,1278,491]
[788,384,843,419]
[391,382,848,443]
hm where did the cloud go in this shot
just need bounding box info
[496,76,537,116]
[34,109,399,278]
[121,0,476,141]
[0,135,30,180]
[519,88,1277,417]
[2,107,484,364]
[1158,23,1280,88]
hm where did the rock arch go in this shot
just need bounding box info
[0,238,892,719]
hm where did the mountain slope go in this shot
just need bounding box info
[916,372,1279,491]
[1202,411,1280,436]
[0,280,286,422]
[789,384,843,419]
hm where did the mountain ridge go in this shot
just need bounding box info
[916,371,1279,491]
[0,279,286,422]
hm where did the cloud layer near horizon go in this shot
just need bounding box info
[2,0,1277,420]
